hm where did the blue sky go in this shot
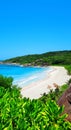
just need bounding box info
[0,0,71,59]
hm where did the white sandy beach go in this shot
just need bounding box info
[21,66,71,99]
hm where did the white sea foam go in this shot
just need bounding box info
[13,67,53,88]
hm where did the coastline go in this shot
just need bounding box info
[14,66,53,87]
[21,66,71,99]
[0,62,49,68]
[0,62,24,67]
[0,63,71,99]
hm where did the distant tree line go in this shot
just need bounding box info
[3,50,71,66]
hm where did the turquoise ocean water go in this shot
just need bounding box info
[0,64,51,87]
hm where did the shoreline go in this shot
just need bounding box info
[21,66,71,99]
[0,62,50,68]
[14,66,53,87]
[0,63,71,99]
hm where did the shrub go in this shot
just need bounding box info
[0,75,13,89]
[0,75,71,129]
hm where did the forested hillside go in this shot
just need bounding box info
[3,50,71,66]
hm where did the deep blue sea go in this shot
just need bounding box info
[0,64,51,87]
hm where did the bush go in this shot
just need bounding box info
[0,75,71,129]
[65,65,71,75]
[0,75,13,89]
[0,89,71,130]
[68,79,71,85]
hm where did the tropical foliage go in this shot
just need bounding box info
[0,76,71,130]
[39,84,69,104]
[0,75,13,89]
[65,65,71,75]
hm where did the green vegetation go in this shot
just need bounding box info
[0,75,13,89]
[1,50,71,129]
[39,84,69,104]
[3,50,71,74]
[3,50,71,75]
[64,65,71,75]
[3,50,71,66]
[0,76,71,130]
